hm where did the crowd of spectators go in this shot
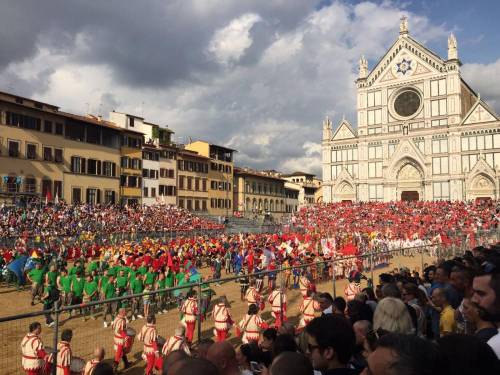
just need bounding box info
[0,202,223,240]
[292,200,499,242]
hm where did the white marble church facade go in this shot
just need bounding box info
[322,17,500,203]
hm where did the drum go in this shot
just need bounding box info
[70,356,85,375]
[157,335,166,348]
[124,327,136,354]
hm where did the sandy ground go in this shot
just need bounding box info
[0,253,433,374]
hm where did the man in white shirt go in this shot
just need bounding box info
[471,255,500,359]
[317,292,333,316]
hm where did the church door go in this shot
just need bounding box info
[401,191,419,201]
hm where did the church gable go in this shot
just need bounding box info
[462,98,498,125]
[331,120,357,140]
[369,41,445,87]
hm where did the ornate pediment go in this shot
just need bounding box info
[334,167,355,184]
[365,35,447,87]
[331,120,357,141]
[387,139,427,180]
[466,156,496,183]
[462,98,498,125]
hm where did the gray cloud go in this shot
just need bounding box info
[2,1,489,178]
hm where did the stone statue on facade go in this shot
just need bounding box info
[448,33,458,60]
[358,55,368,79]
[400,16,408,34]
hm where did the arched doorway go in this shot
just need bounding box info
[396,162,423,201]
[468,174,496,200]
[335,181,355,202]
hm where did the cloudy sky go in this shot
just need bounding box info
[1,0,500,176]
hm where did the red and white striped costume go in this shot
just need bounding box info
[55,341,72,375]
[181,297,198,343]
[138,323,158,375]
[20,333,46,374]
[237,314,268,344]
[212,302,233,342]
[245,286,261,306]
[161,335,191,357]
[112,315,127,348]
[83,359,100,375]
[299,276,311,297]
[298,297,320,330]
[344,282,361,301]
[268,290,287,328]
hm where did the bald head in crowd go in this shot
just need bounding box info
[163,350,189,375]
[270,352,314,375]
[207,342,239,375]
[167,357,219,375]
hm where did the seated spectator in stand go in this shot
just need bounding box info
[362,333,442,375]
[305,315,357,375]
[437,334,500,375]
[431,287,456,337]
[461,297,498,342]
[270,352,313,375]
[373,297,414,335]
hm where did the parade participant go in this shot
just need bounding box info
[156,272,168,314]
[56,269,72,310]
[181,290,199,344]
[254,264,264,292]
[245,280,262,309]
[83,274,98,321]
[212,295,233,342]
[238,268,249,301]
[27,262,44,306]
[55,329,73,375]
[83,347,104,375]
[137,315,158,375]
[41,282,60,327]
[111,308,130,371]
[299,272,311,298]
[70,270,85,316]
[345,271,362,302]
[143,283,153,318]
[102,275,116,328]
[130,273,145,320]
[162,326,191,357]
[45,264,58,288]
[297,289,320,332]
[268,287,287,329]
[237,304,268,344]
[20,322,47,375]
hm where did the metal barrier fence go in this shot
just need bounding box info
[2,228,500,374]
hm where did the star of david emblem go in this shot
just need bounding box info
[396,58,412,75]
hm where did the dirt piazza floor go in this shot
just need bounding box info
[0,252,434,374]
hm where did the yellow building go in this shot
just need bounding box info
[233,167,286,219]
[0,91,143,205]
[120,132,144,205]
[185,141,235,216]
[176,149,209,212]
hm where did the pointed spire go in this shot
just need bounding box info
[359,55,368,79]
[399,15,409,36]
[448,33,458,60]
